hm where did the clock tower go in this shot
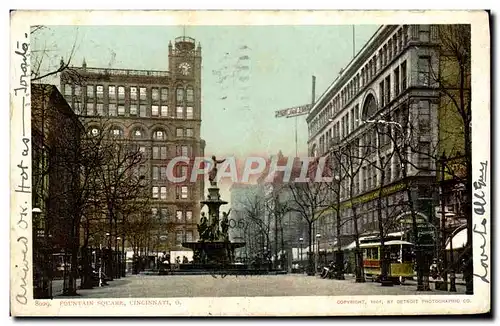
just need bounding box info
[169,36,201,82]
[168,36,202,122]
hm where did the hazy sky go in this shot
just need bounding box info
[32,24,379,203]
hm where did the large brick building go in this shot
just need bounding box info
[32,83,83,297]
[307,25,452,250]
[60,36,205,251]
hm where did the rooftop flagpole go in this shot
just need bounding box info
[274,77,315,158]
[295,115,298,158]
[353,25,356,59]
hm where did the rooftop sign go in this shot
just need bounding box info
[274,104,311,118]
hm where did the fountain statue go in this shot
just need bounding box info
[182,155,246,270]
[208,155,225,187]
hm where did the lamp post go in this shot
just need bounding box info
[299,237,304,273]
[438,152,449,291]
[332,173,345,280]
[99,240,103,287]
[316,233,321,273]
[121,234,126,277]
[106,232,113,280]
[325,129,345,280]
[263,246,268,271]
[116,237,121,279]
[328,243,332,266]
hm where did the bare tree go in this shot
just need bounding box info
[261,183,292,270]
[32,88,148,294]
[30,25,81,83]
[428,24,472,294]
[374,105,431,291]
[239,191,271,268]
[91,127,149,279]
[325,145,347,279]
[62,117,149,291]
[337,139,369,283]
[369,123,398,284]
[288,175,331,276]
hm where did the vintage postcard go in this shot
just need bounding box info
[10,10,490,316]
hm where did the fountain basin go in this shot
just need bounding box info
[182,241,246,250]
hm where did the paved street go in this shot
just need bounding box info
[57,274,467,298]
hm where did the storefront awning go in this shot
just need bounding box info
[445,228,467,250]
[342,241,357,251]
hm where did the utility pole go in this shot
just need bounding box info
[311,75,316,105]
[353,25,357,59]
[274,75,315,158]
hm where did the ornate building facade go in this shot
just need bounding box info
[307,25,445,249]
[60,36,205,252]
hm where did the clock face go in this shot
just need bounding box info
[178,62,191,76]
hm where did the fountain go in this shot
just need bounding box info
[181,156,246,272]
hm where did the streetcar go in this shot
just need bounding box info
[361,236,415,284]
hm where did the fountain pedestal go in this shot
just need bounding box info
[181,184,246,270]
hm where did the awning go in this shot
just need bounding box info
[341,234,378,251]
[292,248,309,261]
[446,228,467,250]
[360,240,413,248]
[342,241,357,251]
[298,243,338,256]
[342,240,412,250]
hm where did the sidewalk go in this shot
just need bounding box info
[318,273,466,286]
[52,278,81,296]
[51,274,467,298]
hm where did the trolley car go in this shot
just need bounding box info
[361,237,415,283]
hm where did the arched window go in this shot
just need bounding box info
[176,87,184,104]
[362,93,377,120]
[131,127,146,139]
[153,129,166,140]
[110,126,124,138]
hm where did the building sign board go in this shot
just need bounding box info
[274,104,311,118]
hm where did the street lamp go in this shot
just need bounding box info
[328,243,333,265]
[299,237,304,273]
[263,246,268,270]
[331,173,345,280]
[105,232,114,279]
[316,233,321,272]
[116,237,121,279]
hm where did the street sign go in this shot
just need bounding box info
[274,104,311,118]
